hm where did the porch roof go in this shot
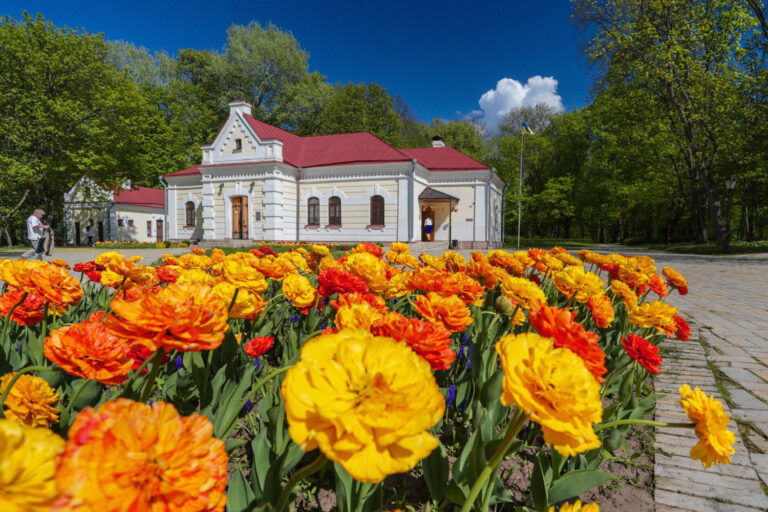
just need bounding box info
[419,187,459,202]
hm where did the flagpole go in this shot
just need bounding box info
[517,130,524,249]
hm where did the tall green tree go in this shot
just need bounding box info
[314,82,404,146]
[574,0,761,251]
[0,13,176,243]
[428,119,486,161]
[214,21,310,124]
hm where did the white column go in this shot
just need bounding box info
[474,181,486,243]
[397,178,410,241]
[202,178,217,240]
[167,188,177,239]
[263,173,284,241]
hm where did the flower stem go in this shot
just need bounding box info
[461,408,527,512]
[595,419,694,432]
[0,366,53,418]
[64,379,90,416]
[116,354,156,399]
[138,347,165,403]
[219,365,293,439]
[275,453,328,512]
[1,292,27,350]
[600,359,634,399]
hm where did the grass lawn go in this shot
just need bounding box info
[644,240,768,255]
[504,237,599,249]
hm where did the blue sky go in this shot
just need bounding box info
[7,1,593,128]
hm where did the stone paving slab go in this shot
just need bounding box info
[593,247,768,511]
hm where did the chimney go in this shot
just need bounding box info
[228,99,253,117]
[431,135,446,148]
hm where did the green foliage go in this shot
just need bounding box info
[313,82,405,147]
[0,12,179,241]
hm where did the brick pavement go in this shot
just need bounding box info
[602,247,768,511]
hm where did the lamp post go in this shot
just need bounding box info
[724,175,737,252]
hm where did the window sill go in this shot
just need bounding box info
[326,224,342,228]
[305,224,320,229]
[367,224,385,230]
[184,225,196,229]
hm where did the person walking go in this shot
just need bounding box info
[86,224,94,247]
[20,209,49,260]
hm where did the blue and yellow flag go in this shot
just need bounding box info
[522,121,535,135]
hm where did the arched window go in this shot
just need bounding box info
[370,195,384,226]
[308,197,320,225]
[328,196,341,225]
[185,201,196,227]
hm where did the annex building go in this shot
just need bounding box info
[162,100,506,248]
[63,177,165,245]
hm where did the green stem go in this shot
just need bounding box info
[1,292,27,347]
[41,302,49,339]
[595,419,694,432]
[0,366,53,418]
[462,408,527,512]
[220,365,293,439]
[64,379,90,416]
[116,354,157,399]
[274,453,328,512]
[227,288,240,313]
[139,347,165,403]
[600,359,634,399]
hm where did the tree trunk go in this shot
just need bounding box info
[1,227,12,247]
[0,188,31,247]
[700,165,729,252]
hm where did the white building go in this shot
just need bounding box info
[63,177,166,245]
[163,100,506,248]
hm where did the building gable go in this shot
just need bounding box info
[201,101,284,165]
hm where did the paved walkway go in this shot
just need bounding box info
[597,247,768,511]
[0,247,189,276]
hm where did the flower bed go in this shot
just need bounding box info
[0,244,735,511]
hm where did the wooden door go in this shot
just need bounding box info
[75,222,81,246]
[156,219,163,242]
[232,196,248,239]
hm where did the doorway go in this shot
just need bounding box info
[75,222,81,246]
[97,221,104,242]
[232,196,249,239]
[156,219,163,242]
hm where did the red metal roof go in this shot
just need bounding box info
[114,186,164,208]
[165,165,200,178]
[165,115,490,176]
[399,147,490,172]
[243,115,410,168]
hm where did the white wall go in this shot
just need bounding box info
[114,205,165,242]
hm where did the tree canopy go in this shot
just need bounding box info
[1,6,766,247]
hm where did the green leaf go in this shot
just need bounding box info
[531,453,549,512]
[226,465,255,512]
[70,379,103,411]
[547,470,613,505]
[421,443,449,502]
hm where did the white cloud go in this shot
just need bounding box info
[478,76,563,130]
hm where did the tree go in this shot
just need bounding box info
[314,82,404,146]
[0,13,176,243]
[574,0,761,251]
[214,21,310,123]
[498,104,560,137]
[429,119,486,161]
